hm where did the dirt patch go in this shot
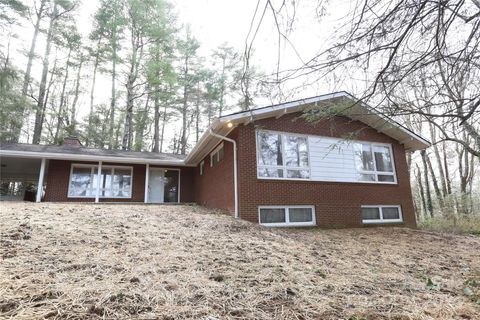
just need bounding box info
[0,202,479,319]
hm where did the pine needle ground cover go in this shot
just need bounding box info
[1,203,479,319]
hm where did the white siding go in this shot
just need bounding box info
[308,136,358,182]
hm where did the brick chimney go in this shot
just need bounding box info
[62,136,82,147]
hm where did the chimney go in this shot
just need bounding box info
[62,136,82,147]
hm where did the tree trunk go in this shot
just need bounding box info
[152,85,160,152]
[70,55,83,133]
[425,151,444,208]
[87,47,100,146]
[195,81,200,143]
[32,3,57,144]
[180,56,189,155]
[416,164,427,220]
[429,122,448,197]
[443,141,452,194]
[420,150,434,218]
[159,103,167,153]
[54,48,72,144]
[108,41,117,149]
[14,0,46,142]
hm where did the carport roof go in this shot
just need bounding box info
[0,143,187,166]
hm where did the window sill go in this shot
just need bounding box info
[260,222,316,227]
[256,177,398,185]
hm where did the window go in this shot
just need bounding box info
[259,206,315,226]
[256,130,310,180]
[354,143,396,183]
[361,205,402,223]
[68,164,132,198]
[199,161,204,175]
[210,143,224,167]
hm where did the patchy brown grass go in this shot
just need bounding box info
[0,202,479,319]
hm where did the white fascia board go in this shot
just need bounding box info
[0,150,192,166]
[219,92,348,123]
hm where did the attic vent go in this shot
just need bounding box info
[63,137,82,147]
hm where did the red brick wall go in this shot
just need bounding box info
[44,160,194,203]
[193,129,237,213]
[235,113,417,228]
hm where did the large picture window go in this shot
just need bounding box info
[256,130,310,179]
[68,164,132,198]
[354,143,396,183]
[259,206,315,227]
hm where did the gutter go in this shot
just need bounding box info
[0,150,191,166]
[208,128,239,219]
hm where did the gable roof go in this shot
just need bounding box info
[0,143,187,166]
[184,91,430,165]
[1,92,429,166]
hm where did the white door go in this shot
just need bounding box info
[148,168,165,203]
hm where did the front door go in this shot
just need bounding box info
[148,168,165,203]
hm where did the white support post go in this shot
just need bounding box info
[35,158,46,203]
[144,163,150,203]
[95,161,102,203]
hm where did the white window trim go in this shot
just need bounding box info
[258,205,316,227]
[256,129,311,181]
[255,129,398,185]
[210,142,224,167]
[147,167,181,203]
[354,142,398,184]
[67,163,133,199]
[199,160,204,175]
[361,205,403,224]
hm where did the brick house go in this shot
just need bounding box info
[0,92,429,227]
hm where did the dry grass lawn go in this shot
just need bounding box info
[1,203,479,319]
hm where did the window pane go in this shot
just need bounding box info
[163,170,179,203]
[354,143,374,171]
[101,168,112,197]
[358,173,375,182]
[378,174,395,182]
[284,136,308,167]
[260,208,286,223]
[112,169,131,197]
[69,167,93,196]
[218,145,224,162]
[382,207,400,220]
[289,208,313,223]
[374,146,393,172]
[258,167,284,178]
[257,132,283,166]
[361,207,380,220]
[287,169,310,179]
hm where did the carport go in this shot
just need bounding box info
[0,156,47,202]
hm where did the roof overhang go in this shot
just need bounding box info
[185,91,430,165]
[0,149,190,166]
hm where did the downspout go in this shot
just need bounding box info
[208,127,239,219]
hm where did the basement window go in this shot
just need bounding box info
[258,206,316,227]
[361,205,403,224]
[210,143,224,167]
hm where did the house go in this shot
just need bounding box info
[0,92,429,227]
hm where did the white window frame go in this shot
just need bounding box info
[258,205,316,227]
[210,142,224,167]
[361,205,403,224]
[67,164,133,199]
[256,129,311,181]
[199,160,204,175]
[353,142,397,184]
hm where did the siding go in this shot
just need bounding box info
[308,136,357,182]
